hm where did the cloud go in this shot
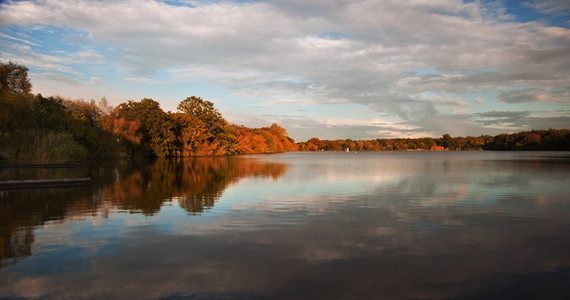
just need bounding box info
[77,50,104,61]
[0,31,40,46]
[0,41,79,75]
[524,0,570,16]
[32,72,81,86]
[498,87,570,104]
[473,110,532,127]
[472,110,570,132]
[0,0,569,140]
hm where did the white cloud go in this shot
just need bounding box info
[0,31,40,46]
[524,0,570,16]
[1,0,569,140]
[77,50,104,61]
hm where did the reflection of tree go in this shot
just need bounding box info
[93,157,288,215]
[0,226,33,268]
[1,157,288,267]
[0,188,94,267]
[176,157,288,214]
[179,194,219,215]
[176,157,235,214]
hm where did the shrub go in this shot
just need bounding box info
[3,130,88,163]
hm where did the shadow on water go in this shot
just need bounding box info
[0,156,287,267]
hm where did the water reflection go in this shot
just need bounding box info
[0,156,287,267]
[0,187,93,267]
[89,157,287,215]
[1,152,569,299]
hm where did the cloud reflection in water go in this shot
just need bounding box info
[1,152,570,299]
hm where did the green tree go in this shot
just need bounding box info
[441,133,457,150]
[491,133,511,150]
[177,96,219,120]
[64,99,103,155]
[33,94,72,132]
[422,137,436,150]
[118,98,177,157]
[0,61,35,135]
[0,61,32,95]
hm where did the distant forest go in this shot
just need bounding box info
[299,129,570,152]
[1,62,569,163]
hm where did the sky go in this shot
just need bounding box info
[0,0,569,141]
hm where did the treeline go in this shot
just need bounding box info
[298,130,570,152]
[2,62,568,163]
[0,62,295,163]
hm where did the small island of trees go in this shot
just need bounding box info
[1,61,569,163]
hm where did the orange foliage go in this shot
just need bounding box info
[231,123,297,154]
[172,113,208,156]
[99,108,142,145]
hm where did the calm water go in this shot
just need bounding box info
[1,152,570,299]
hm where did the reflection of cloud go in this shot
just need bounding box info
[2,153,570,298]
[4,190,570,299]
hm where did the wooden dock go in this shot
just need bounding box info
[0,163,80,169]
[0,177,91,190]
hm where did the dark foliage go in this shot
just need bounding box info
[1,61,567,162]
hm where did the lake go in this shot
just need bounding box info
[1,151,570,299]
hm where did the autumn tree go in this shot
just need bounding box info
[306,137,323,151]
[118,98,177,157]
[98,106,143,157]
[268,123,297,152]
[231,123,297,154]
[172,112,209,156]
[177,96,237,155]
[231,125,269,154]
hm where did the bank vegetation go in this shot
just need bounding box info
[0,62,295,163]
[1,62,568,163]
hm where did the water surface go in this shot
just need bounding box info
[1,152,569,299]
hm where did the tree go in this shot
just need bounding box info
[0,61,35,134]
[231,125,270,154]
[33,94,72,132]
[64,99,103,155]
[98,107,143,157]
[177,96,220,120]
[306,137,323,151]
[421,137,436,149]
[441,133,457,150]
[491,133,511,150]
[118,98,177,157]
[177,96,237,155]
[0,61,32,95]
[172,112,209,156]
[523,132,541,146]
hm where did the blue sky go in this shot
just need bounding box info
[1,0,569,141]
